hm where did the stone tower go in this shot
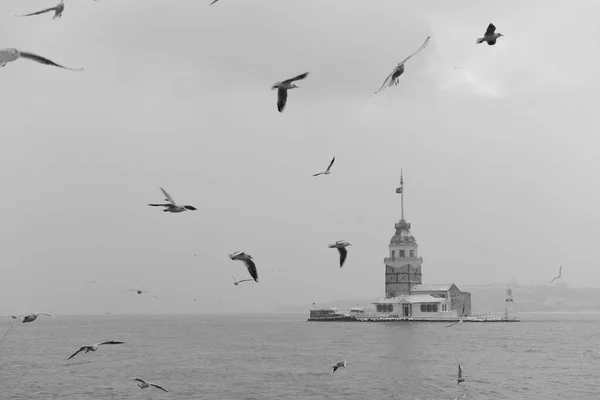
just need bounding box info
[384,171,423,298]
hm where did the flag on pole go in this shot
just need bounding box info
[396,186,402,194]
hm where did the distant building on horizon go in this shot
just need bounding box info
[372,171,471,319]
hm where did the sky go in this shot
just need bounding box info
[0,0,598,315]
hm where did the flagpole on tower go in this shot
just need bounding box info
[396,169,404,221]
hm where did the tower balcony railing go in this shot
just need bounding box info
[384,256,423,264]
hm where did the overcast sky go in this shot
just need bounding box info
[0,0,598,315]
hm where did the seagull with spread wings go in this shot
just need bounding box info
[229,251,258,282]
[550,265,563,283]
[15,0,65,20]
[209,0,221,4]
[0,48,83,70]
[374,36,430,94]
[271,72,309,112]
[1,313,58,341]
[332,360,347,373]
[148,187,197,213]
[328,241,351,268]
[67,341,125,360]
[313,157,335,177]
[476,23,504,45]
[457,364,465,384]
[232,276,254,286]
[134,377,168,392]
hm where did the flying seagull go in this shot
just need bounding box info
[229,251,258,282]
[313,157,335,177]
[457,364,465,384]
[1,313,57,341]
[550,265,563,283]
[0,48,83,70]
[476,23,504,45]
[15,0,65,20]
[232,276,254,286]
[446,305,465,327]
[134,378,168,392]
[328,241,351,267]
[67,341,125,360]
[374,36,430,94]
[271,72,309,113]
[209,0,221,4]
[332,360,347,373]
[148,187,197,213]
[127,289,159,299]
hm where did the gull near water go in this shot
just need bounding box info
[374,36,430,94]
[15,0,65,20]
[148,187,197,213]
[232,276,254,286]
[229,251,259,282]
[550,264,563,283]
[1,313,57,341]
[67,341,125,360]
[0,48,83,70]
[332,360,347,373]
[328,240,351,268]
[271,72,309,113]
[134,377,168,392]
[457,364,465,384]
[313,157,335,177]
[476,23,504,45]
[446,305,466,327]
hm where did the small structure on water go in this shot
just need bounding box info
[308,172,517,323]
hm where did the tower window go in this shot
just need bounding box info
[392,250,395,257]
[399,250,405,257]
[409,250,414,257]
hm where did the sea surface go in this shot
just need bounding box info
[0,312,598,399]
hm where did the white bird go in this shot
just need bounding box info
[229,252,258,282]
[67,341,125,360]
[1,313,57,341]
[328,241,351,268]
[313,157,335,177]
[550,265,563,283]
[15,0,64,20]
[445,319,463,328]
[148,187,197,213]
[374,36,430,94]
[457,364,465,384]
[232,276,254,286]
[134,377,168,392]
[271,72,309,113]
[476,23,504,45]
[332,360,347,373]
[0,48,83,70]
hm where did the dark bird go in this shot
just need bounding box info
[0,48,83,70]
[550,264,563,283]
[328,240,351,267]
[15,0,64,20]
[374,36,430,94]
[67,341,125,360]
[476,23,503,45]
[457,364,465,384]
[271,72,309,112]
[209,0,221,4]
[313,157,335,177]
[148,187,197,213]
[229,251,258,282]
[134,377,168,392]
[332,360,347,373]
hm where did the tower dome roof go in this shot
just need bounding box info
[390,219,416,245]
